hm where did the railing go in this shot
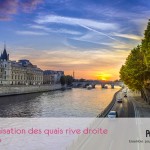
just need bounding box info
[97,88,122,117]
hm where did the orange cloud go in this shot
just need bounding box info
[6,46,130,80]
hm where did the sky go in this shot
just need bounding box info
[0,0,149,80]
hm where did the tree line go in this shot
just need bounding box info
[120,19,150,91]
[60,75,74,86]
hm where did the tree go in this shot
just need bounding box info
[60,76,66,86]
[120,19,150,90]
[65,75,73,85]
[120,46,146,90]
[60,75,74,86]
[141,19,150,85]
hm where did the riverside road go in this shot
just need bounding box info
[68,89,147,150]
[112,88,150,118]
[111,90,135,117]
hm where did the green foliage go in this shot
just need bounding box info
[120,46,146,90]
[65,75,73,85]
[60,76,66,86]
[141,19,150,81]
[120,19,150,90]
[60,75,73,86]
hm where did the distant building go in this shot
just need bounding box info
[73,70,75,79]
[0,45,43,85]
[43,70,64,85]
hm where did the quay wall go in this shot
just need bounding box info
[0,84,62,96]
[97,88,122,117]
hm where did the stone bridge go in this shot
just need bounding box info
[72,81,123,89]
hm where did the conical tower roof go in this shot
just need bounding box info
[1,43,9,61]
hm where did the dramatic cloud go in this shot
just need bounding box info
[75,25,124,45]
[0,0,43,20]
[10,47,129,80]
[1,0,149,80]
[28,24,82,35]
[20,0,43,12]
[35,15,119,31]
[16,30,48,35]
[0,0,18,20]
[35,15,124,44]
[112,33,142,41]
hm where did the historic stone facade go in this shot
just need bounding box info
[0,45,43,85]
[43,70,64,85]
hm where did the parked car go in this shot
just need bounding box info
[107,111,118,118]
[117,97,123,103]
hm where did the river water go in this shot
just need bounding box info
[0,85,120,117]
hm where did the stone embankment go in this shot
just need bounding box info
[0,84,62,96]
[97,88,122,117]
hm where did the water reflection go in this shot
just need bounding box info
[0,86,120,117]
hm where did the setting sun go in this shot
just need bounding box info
[96,72,112,81]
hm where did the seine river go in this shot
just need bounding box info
[0,86,120,150]
[0,85,120,117]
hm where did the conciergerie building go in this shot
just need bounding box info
[0,45,43,85]
[0,45,64,85]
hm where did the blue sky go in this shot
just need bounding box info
[0,0,149,80]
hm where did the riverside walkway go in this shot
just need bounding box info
[128,90,150,117]
[110,89,150,117]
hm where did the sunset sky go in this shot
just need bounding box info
[0,0,149,80]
